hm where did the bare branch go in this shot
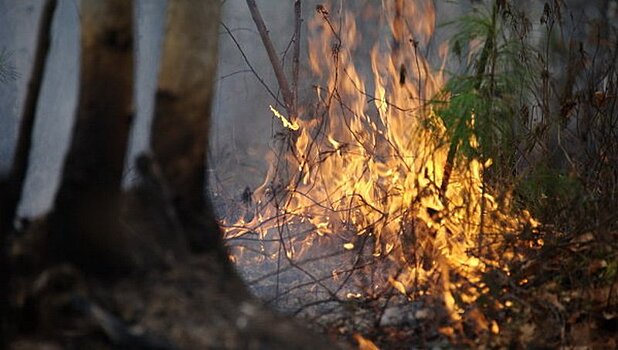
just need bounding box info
[220,22,285,106]
[292,0,301,111]
[245,0,295,117]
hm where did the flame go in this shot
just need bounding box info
[221,0,538,329]
[354,334,380,350]
[270,105,299,131]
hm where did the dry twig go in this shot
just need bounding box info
[292,0,302,111]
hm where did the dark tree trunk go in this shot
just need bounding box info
[0,1,56,346]
[48,0,135,275]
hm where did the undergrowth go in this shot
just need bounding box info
[435,0,618,347]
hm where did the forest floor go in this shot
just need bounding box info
[7,224,344,350]
[350,228,618,349]
[7,205,617,349]
[215,191,618,348]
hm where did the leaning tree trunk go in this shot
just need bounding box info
[47,0,135,275]
[0,1,57,346]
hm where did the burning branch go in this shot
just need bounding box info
[221,1,544,345]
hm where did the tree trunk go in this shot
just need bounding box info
[0,1,57,346]
[151,0,222,253]
[48,0,135,275]
[5,1,340,348]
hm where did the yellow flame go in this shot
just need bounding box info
[223,0,537,329]
[269,105,299,131]
[354,334,380,350]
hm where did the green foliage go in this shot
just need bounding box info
[515,164,582,219]
[433,0,618,225]
[435,1,536,181]
[426,2,618,347]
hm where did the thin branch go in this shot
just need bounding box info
[217,69,253,82]
[292,0,302,111]
[246,0,295,117]
[220,21,285,107]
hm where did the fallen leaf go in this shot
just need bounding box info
[519,323,535,343]
[466,308,490,332]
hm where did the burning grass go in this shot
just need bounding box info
[214,0,618,348]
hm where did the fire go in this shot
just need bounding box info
[269,105,299,131]
[221,0,537,330]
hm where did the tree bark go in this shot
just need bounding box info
[48,0,135,275]
[151,0,223,253]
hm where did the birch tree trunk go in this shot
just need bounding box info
[151,0,222,252]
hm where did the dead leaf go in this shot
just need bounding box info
[519,323,535,343]
[572,232,595,244]
[587,260,607,275]
[541,292,566,312]
[466,308,490,332]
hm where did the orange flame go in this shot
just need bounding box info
[222,0,537,325]
[354,333,380,350]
